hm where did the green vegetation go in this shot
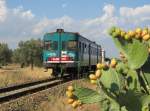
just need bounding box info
[0,39,43,69]
[0,43,12,67]
[67,27,150,111]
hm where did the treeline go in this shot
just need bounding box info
[0,39,43,69]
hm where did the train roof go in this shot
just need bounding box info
[44,29,101,47]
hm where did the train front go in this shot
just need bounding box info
[43,29,78,76]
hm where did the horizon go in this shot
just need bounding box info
[0,0,150,57]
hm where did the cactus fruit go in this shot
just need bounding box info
[128,30,135,38]
[141,29,148,37]
[121,31,126,38]
[67,98,74,104]
[71,101,79,108]
[97,63,105,69]
[90,80,97,84]
[95,70,102,78]
[68,86,74,92]
[143,34,150,41]
[115,28,121,36]
[135,28,142,34]
[148,48,150,53]
[124,34,131,40]
[135,33,141,39]
[89,74,97,80]
[110,58,117,68]
[66,91,73,98]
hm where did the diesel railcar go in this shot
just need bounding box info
[43,29,102,77]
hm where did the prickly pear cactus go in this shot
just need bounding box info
[66,27,150,111]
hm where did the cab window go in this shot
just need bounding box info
[62,40,77,51]
[68,41,77,51]
[44,41,58,50]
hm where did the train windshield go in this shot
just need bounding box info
[62,40,77,51]
[44,41,58,51]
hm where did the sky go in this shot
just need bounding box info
[0,0,150,57]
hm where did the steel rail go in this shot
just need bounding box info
[0,75,70,104]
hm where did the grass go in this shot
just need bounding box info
[0,64,52,87]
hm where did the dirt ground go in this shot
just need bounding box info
[36,80,100,111]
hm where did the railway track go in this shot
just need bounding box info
[0,75,71,104]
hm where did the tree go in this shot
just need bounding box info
[12,39,43,69]
[0,43,12,66]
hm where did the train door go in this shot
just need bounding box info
[89,44,91,69]
[78,41,84,66]
[97,46,99,63]
[78,42,81,61]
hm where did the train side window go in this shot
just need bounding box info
[79,42,81,51]
[85,44,87,53]
[82,43,84,53]
[93,48,95,55]
[86,44,88,53]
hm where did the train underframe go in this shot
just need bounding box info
[44,62,96,79]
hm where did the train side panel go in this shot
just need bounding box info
[90,43,98,66]
[77,35,102,68]
[78,36,90,67]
